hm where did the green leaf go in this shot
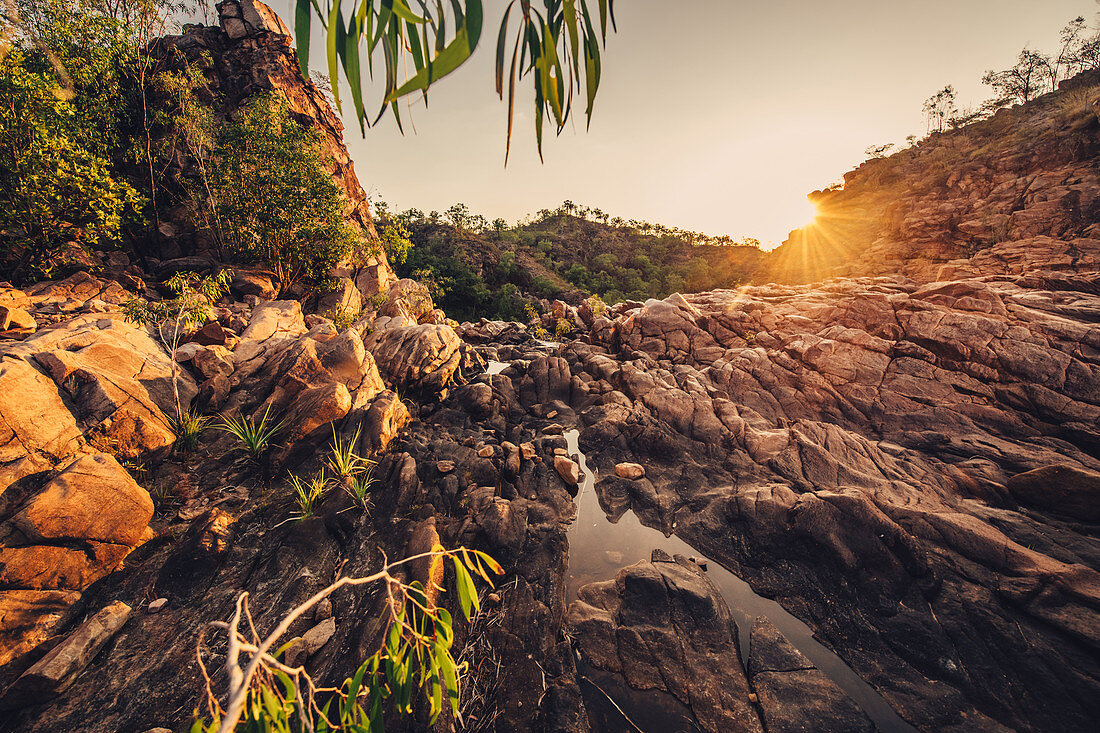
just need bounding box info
[386,0,483,101]
[295,0,312,75]
[327,0,344,112]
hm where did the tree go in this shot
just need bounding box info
[982,49,1055,106]
[123,270,231,422]
[210,92,367,293]
[0,47,141,282]
[295,0,617,161]
[922,85,957,133]
[1056,16,1088,82]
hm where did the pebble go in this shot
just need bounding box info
[436,460,455,474]
[477,446,494,458]
[147,598,168,614]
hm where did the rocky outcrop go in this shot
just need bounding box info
[148,0,395,299]
[566,555,763,733]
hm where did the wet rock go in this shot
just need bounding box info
[567,558,762,733]
[747,617,874,732]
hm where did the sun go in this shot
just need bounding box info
[793,196,819,230]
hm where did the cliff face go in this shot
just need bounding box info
[769,70,1100,284]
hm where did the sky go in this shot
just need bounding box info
[268,0,1100,248]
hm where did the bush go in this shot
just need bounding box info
[0,49,140,282]
[211,93,368,293]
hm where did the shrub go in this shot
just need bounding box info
[123,270,231,420]
[216,404,285,460]
[192,547,503,732]
[0,49,141,282]
[211,93,370,294]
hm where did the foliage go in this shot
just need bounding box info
[393,201,766,318]
[169,408,211,452]
[288,469,328,519]
[0,46,141,283]
[326,424,368,479]
[123,269,231,419]
[191,546,503,732]
[345,466,376,513]
[216,404,286,460]
[982,49,1055,106]
[369,202,414,265]
[296,1,616,161]
[210,92,367,293]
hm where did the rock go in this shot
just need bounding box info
[189,321,229,346]
[233,300,307,375]
[358,391,410,455]
[19,315,197,458]
[364,324,462,393]
[146,598,168,614]
[190,345,234,380]
[1006,464,1100,520]
[477,445,495,458]
[0,305,36,339]
[230,270,277,300]
[0,590,83,667]
[554,456,580,485]
[614,462,646,480]
[476,498,528,550]
[567,559,762,733]
[9,454,153,547]
[0,601,131,709]
[436,460,455,474]
[519,442,536,460]
[0,355,83,493]
[314,598,333,621]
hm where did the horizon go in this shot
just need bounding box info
[270,1,1098,249]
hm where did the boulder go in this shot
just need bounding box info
[0,601,131,709]
[364,324,461,393]
[614,462,646,480]
[554,456,580,486]
[9,453,153,547]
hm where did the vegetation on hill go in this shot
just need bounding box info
[381,201,768,321]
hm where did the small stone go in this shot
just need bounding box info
[542,423,564,436]
[519,442,536,460]
[749,693,759,704]
[436,460,456,474]
[554,456,580,485]
[615,462,646,480]
[546,410,558,419]
[315,597,333,621]
[147,598,168,614]
[554,448,567,456]
[487,593,501,604]
[477,446,495,458]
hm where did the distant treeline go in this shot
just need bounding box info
[379,201,767,322]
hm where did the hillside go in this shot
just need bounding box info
[392,207,769,320]
[769,70,1100,283]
